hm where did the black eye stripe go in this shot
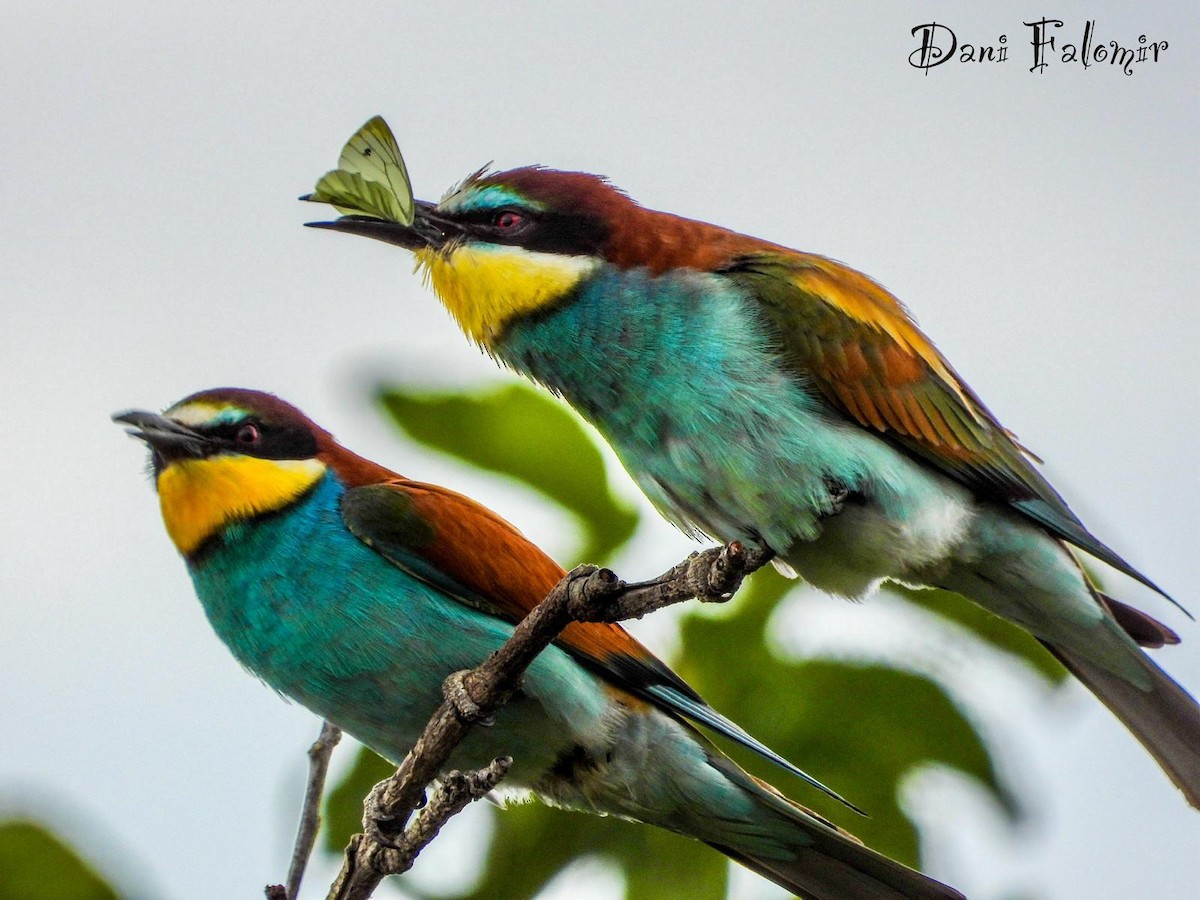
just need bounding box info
[450,208,609,256]
[197,420,318,460]
[201,421,249,443]
[523,211,608,256]
[455,207,527,228]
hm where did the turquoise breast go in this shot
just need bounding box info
[187,472,609,781]
[497,266,875,550]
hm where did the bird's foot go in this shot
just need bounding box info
[822,478,865,518]
[361,777,418,851]
[684,541,775,603]
[443,670,495,727]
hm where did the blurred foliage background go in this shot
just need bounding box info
[2,379,1069,898]
[0,821,119,900]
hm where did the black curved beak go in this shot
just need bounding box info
[301,199,462,251]
[113,410,208,460]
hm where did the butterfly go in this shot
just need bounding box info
[304,116,414,225]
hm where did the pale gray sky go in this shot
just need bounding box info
[2,2,1196,898]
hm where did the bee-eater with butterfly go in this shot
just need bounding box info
[303,118,1200,809]
[115,387,964,900]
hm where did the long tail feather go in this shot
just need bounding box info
[698,756,964,899]
[566,698,963,897]
[1097,593,1180,648]
[714,841,958,900]
[1042,639,1200,809]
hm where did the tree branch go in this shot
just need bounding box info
[265,721,344,899]
[325,541,772,900]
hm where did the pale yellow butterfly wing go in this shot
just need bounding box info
[310,170,409,223]
[308,116,414,224]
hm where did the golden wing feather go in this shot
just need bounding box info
[727,250,1172,599]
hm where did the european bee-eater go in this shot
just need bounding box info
[115,387,963,900]
[307,160,1200,808]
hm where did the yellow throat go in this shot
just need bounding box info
[416,244,599,345]
[156,455,327,556]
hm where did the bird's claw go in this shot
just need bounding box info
[443,671,495,726]
[362,777,412,851]
[822,478,864,518]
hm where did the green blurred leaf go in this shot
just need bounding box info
[0,820,120,900]
[378,383,639,563]
[452,804,727,900]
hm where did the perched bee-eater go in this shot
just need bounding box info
[116,387,963,900]
[308,162,1200,808]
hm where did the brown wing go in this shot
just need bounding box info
[337,477,687,689]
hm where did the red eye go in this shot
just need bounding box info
[494,210,525,230]
[236,423,260,446]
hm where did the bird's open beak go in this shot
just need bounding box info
[113,410,208,460]
[301,199,462,251]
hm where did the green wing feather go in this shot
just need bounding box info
[307,116,414,224]
[726,252,1176,605]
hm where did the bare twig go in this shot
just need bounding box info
[399,757,511,864]
[325,541,772,900]
[266,721,343,899]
